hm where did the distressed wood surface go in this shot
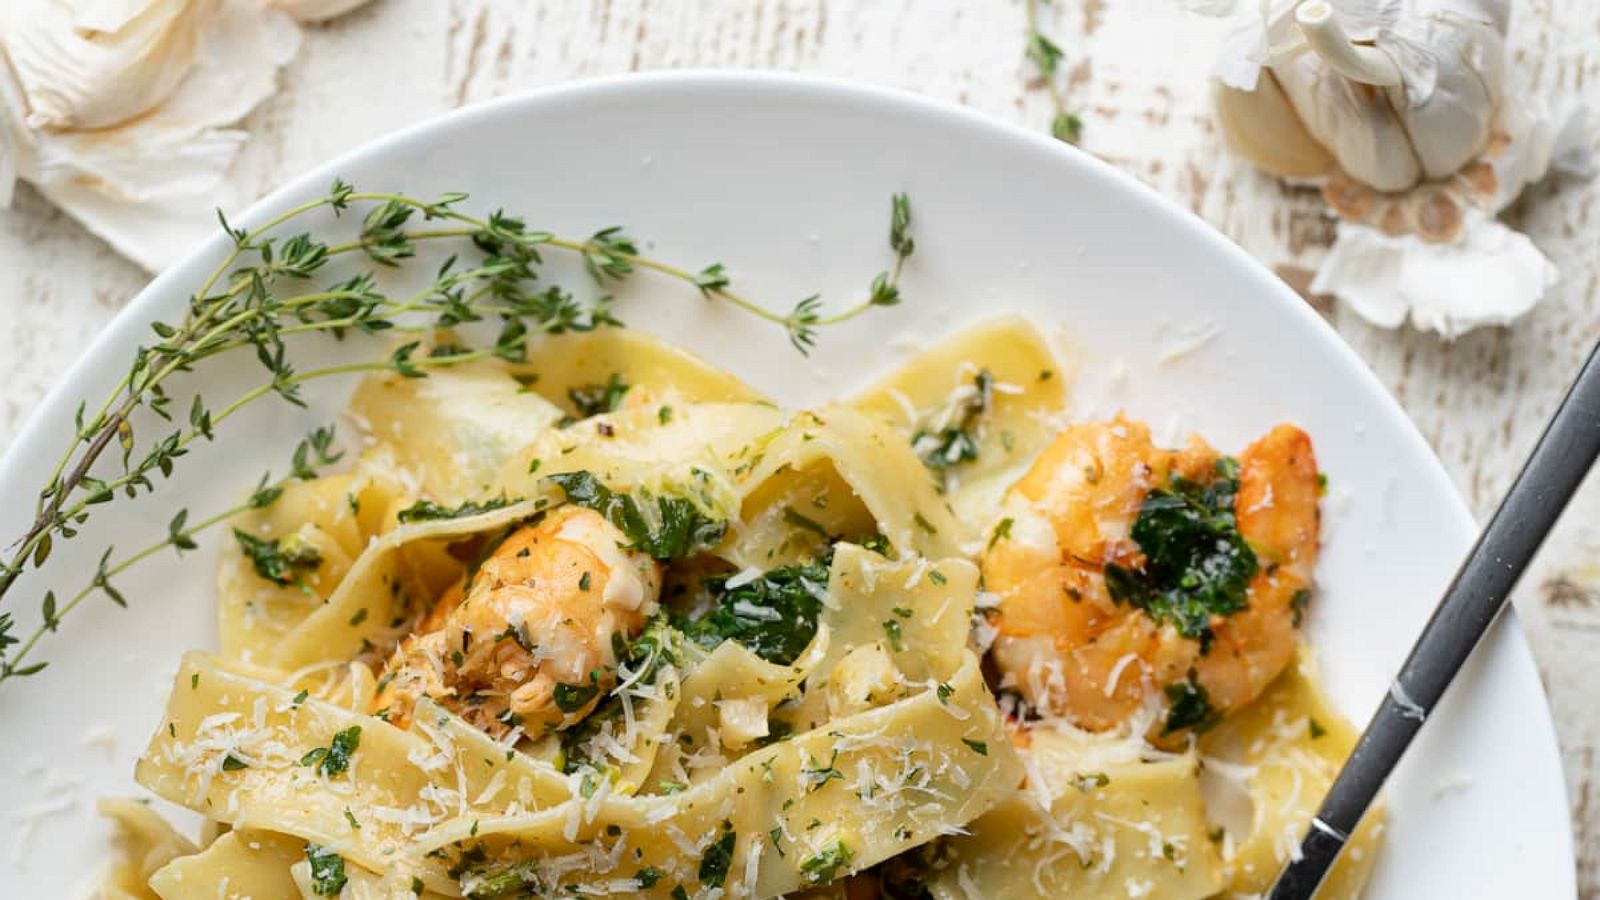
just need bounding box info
[0,0,1596,892]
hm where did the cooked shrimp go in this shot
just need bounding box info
[373,506,662,735]
[982,417,1318,738]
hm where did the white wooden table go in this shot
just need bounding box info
[1,0,1596,892]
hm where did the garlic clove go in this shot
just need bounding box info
[1312,213,1557,338]
[0,0,210,131]
[268,0,376,23]
[1214,76,1334,179]
[1275,48,1423,191]
[1381,14,1503,180]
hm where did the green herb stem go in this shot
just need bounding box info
[0,182,915,684]
[0,498,241,681]
[1024,0,1083,144]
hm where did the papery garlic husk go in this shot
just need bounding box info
[0,0,212,131]
[268,0,376,23]
[0,0,300,271]
[1311,210,1555,337]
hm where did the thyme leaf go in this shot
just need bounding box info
[1024,0,1084,144]
[0,181,915,688]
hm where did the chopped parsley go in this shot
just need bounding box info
[698,824,737,888]
[221,753,249,771]
[458,862,538,898]
[1163,676,1220,735]
[568,373,630,418]
[799,839,854,885]
[300,725,362,777]
[988,516,1014,550]
[1104,458,1258,649]
[233,529,321,586]
[800,751,845,792]
[859,533,894,557]
[553,673,601,713]
[1309,717,1327,739]
[561,621,679,771]
[911,369,993,471]
[679,553,829,665]
[396,496,514,524]
[546,470,726,560]
[1071,771,1110,792]
[305,844,347,896]
[962,738,988,756]
[882,618,905,651]
[635,866,664,888]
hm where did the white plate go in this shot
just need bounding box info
[0,73,1573,897]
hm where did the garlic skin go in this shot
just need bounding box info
[0,0,301,271]
[0,0,380,273]
[1312,212,1556,337]
[1,0,209,131]
[268,0,376,23]
[1210,0,1593,336]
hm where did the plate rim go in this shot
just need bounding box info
[0,69,1574,882]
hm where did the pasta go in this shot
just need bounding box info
[111,322,1381,898]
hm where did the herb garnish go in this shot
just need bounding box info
[546,470,725,560]
[1024,0,1084,143]
[911,369,993,473]
[553,672,602,714]
[1071,771,1110,792]
[799,839,854,885]
[300,725,362,777]
[233,530,322,586]
[397,496,515,524]
[1163,676,1220,735]
[699,824,737,888]
[0,427,341,683]
[0,184,916,686]
[568,373,630,418]
[680,553,830,666]
[305,844,348,896]
[561,621,679,770]
[1104,458,1258,649]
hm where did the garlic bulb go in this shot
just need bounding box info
[1211,0,1592,335]
[1216,0,1507,193]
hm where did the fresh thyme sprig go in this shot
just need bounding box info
[0,180,916,683]
[1024,0,1084,144]
[0,426,342,682]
